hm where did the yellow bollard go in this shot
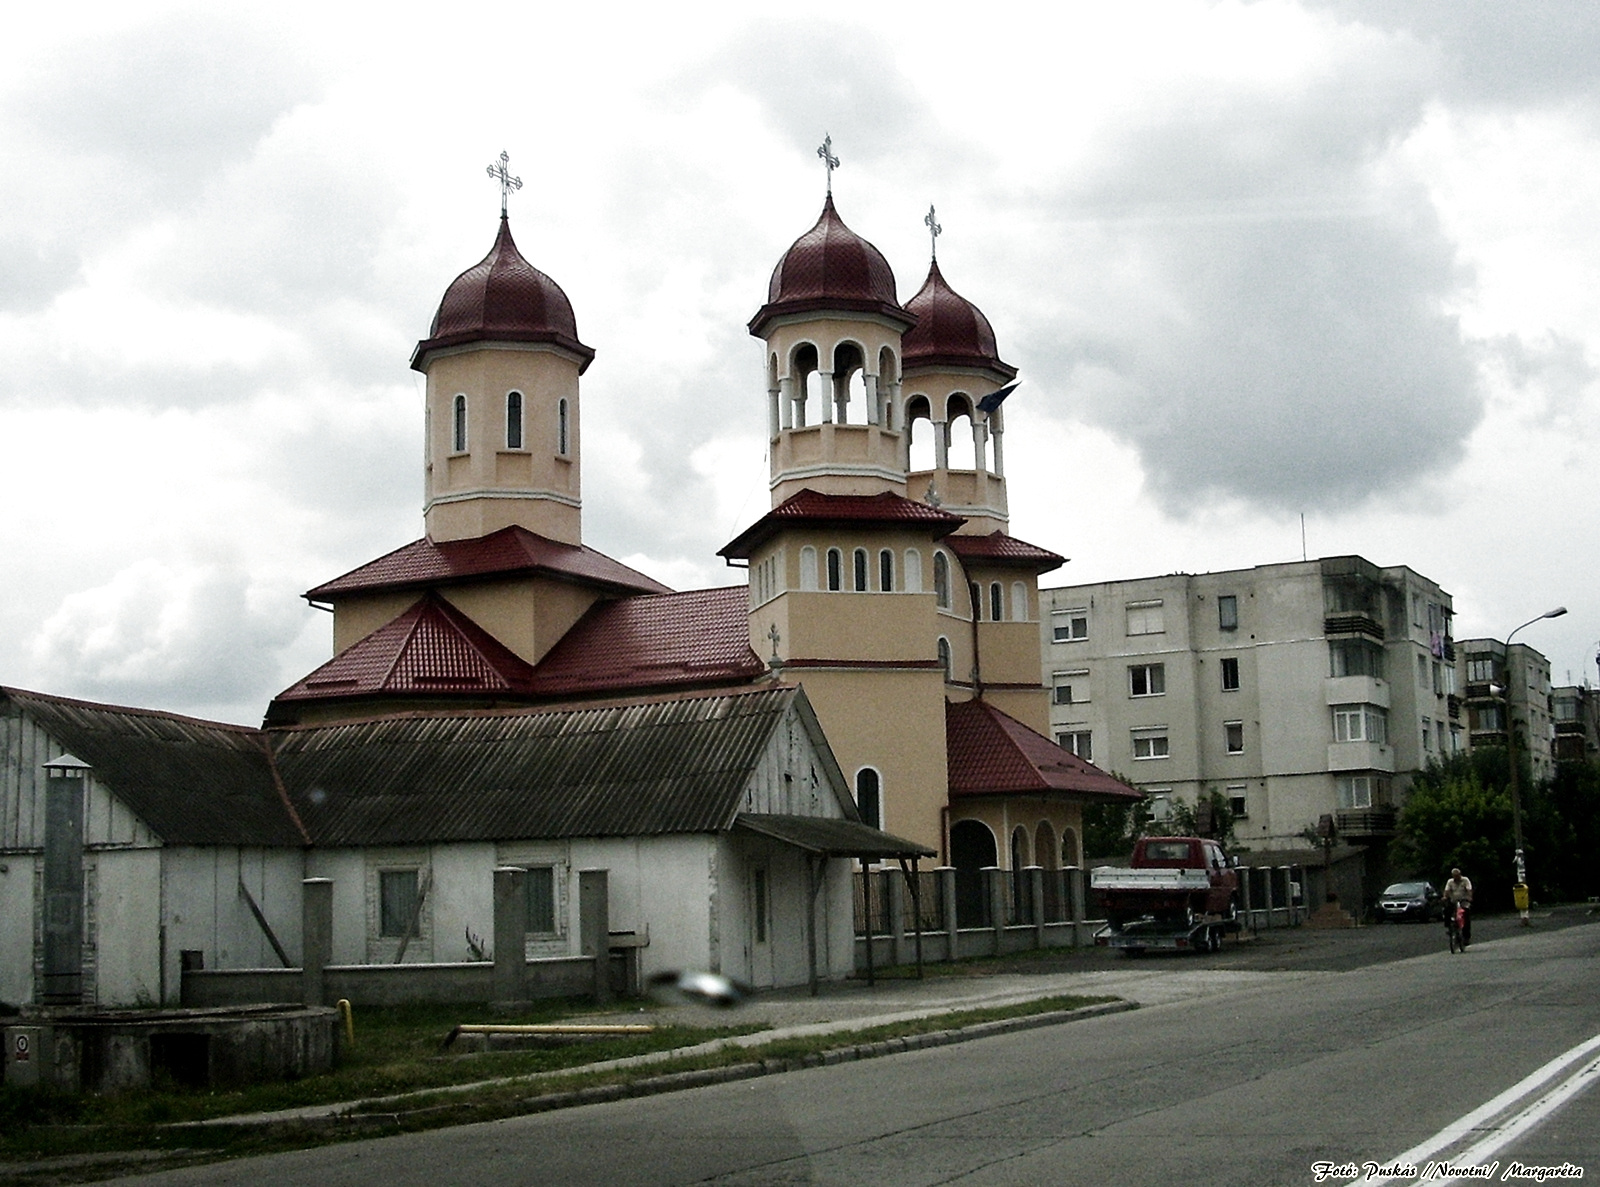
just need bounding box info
[1513,883,1530,913]
[337,998,355,1048]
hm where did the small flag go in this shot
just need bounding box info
[976,383,1018,413]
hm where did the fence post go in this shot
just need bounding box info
[1239,864,1254,931]
[492,866,528,1008]
[579,869,610,1005]
[1027,866,1045,948]
[301,878,333,1006]
[984,867,1005,955]
[1067,866,1085,947]
[887,868,906,967]
[937,866,958,961]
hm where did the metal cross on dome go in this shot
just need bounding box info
[925,204,941,259]
[486,151,523,218]
[817,134,839,196]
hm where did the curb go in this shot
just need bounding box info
[180,999,1137,1137]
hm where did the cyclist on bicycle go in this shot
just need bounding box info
[1442,867,1473,948]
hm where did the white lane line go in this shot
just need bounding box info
[1362,1031,1600,1186]
[1435,1051,1600,1181]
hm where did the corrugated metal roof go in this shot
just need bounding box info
[275,593,541,704]
[735,814,933,858]
[272,687,803,846]
[306,525,672,600]
[720,489,965,559]
[0,687,304,846]
[946,699,1141,800]
[527,587,766,697]
[946,531,1065,573]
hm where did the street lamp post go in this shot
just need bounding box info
[1496,606,1568,926]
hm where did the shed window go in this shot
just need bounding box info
[379,870,419,938]
[526,866,556,935]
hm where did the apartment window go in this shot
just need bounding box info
[1417,653,1429,685]
[1412,593,1425,628]
[525,866,557,935]
[1421,717,1432,752]
[1129,663,1165,697]
[826,548,842,591]
[1218,595,1238,631]
[879,549,894,592]
[1053,670,1089,706]
[1220,657,1240,691]
[1329,638,1384,679]
[1132,730,1170,760]
[1225,721,1244,753]
[990,583,1003,623]
[1052,609,1089,642]
[1148,791,1173,820]
[1432,662,1443,696]
[1057,731,1092,762]
[1470,704,1503,732]
[933,552,950,609]
[1336,775,1379,809]
[1332,703,1388,744]
[855,768,881,829]
[451,394,468,453]
[1466,656,1496,684]
[505,391,523,449]
[853,548,868,592]
[379,870,419,938]
[1227,785,1248,818]
[1126,600,1165,636]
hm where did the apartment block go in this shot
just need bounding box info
[1552,684,1600,763]
[1457,639,1554,779]
[1040,556,1454,856]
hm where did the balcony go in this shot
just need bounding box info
[1337,808,1398,838]
[1447,694,1462,721]
[1324,613,1384,640]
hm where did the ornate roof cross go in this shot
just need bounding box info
[925,204,942,259]
[767,622,784,670]
[817,134,839,196]
[486,150,523,218]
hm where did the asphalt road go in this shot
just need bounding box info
[119,912,1600,1186]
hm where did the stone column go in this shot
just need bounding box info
[1068,866,1086,948]
[1240,864,1255,930]
[301,878,333,1006]
[768,387,781,439]
[492,867,528,1008]
[817,372,834,423]
[936,866,958,961]
[991,416,1005,477]
[1027,866,1045,948]
[864,373,880,425]
[935,417,949,470]
[887,869,906,967]
[983,866,1005,955]
[1262,866,1277,929]
[579,869,610,1005]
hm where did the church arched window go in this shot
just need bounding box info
[558,398,570,456]
[904,549,923,594]
[452,394,468,453]
[826,548,842,592]
[879,549,893,592]
[933,551,950,609]
[990,582,1004,622]
[855,768,881,829]
[1011,582,1028,622]
[853,548,868,592]
[937,636,952,680]
[506,391,524,450]
[800,546,818,591]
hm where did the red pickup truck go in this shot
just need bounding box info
[1090,836,1240,954]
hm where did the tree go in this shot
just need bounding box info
[1396,751,1517,909]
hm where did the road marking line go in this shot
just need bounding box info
[1363,1030,1600,1186]
[1435,1051,1600,1181]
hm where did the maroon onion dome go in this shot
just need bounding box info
[748,195,916,337]
[411,217,595,373]
[901,259,1017,380]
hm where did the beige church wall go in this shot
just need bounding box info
[974,621,1047,691]
[782,591,940,663]
[426,487,580,544]
[0,854,35,1005]
[444,576,601,666]
[332,592,422,655]
[981,688,1051,736]
[92,848,162,1006]
[786,668,949,856]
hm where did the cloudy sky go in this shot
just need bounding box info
[4,0,1598,724]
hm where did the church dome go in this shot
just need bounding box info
[748,196,915,337]
[902,260,1016,379]
[411,217,595,373]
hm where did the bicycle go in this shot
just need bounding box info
[1446,903,1469,953]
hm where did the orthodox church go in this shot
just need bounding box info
[0,154,1135,1007]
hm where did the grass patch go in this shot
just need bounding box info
[0,993,1118,1180]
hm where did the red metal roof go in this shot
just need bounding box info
[946,699,1141,799]
[275,593,541,704]
[902,259,1016,379]
[719,489,966,559]
[749,196,915,337]
[527,586,767,697]
[411,216,595,373]
[946,531,1066,573]
[306,525,672,601]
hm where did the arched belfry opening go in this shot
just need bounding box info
[831,341,867,424]
[947,394,978,471]
[905,395,936,472]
